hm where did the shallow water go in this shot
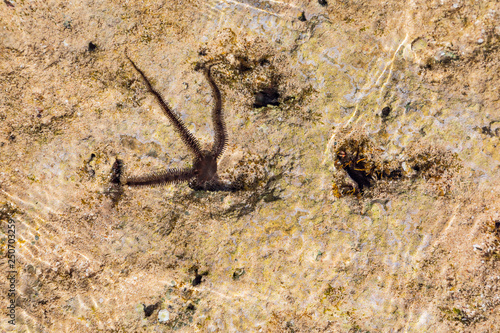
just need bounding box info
[1,0,500,331]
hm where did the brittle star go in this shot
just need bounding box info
[110,53,241,192]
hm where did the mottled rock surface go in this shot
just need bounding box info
[1,0,500,331]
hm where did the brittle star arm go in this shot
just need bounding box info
[204,65,227,159]
[125,54,203,160]
[124,167,196,187]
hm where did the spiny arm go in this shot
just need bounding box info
[124,167,196,187]
[126,54,203,160]
[204,65,228,159]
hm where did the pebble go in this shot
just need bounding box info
[158,309,170,323]
[434,50,457,63]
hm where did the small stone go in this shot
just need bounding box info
[158,309,170,323]
[381,106,391,118]
[232,268,245,280]
[402,162,410,173]
[477,38,484,44]
[434,50,457,63]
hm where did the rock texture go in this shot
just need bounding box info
[1,0,500,331]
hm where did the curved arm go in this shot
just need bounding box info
[126,54,203,160]
[125,167,196,187]
[204,65,227,159]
